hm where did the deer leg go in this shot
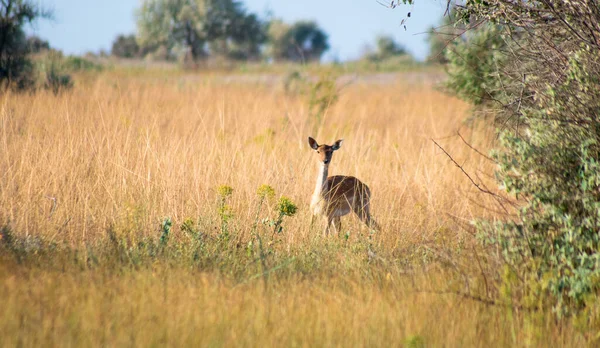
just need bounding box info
[333,217,342,234]
[325,216,333,236]
[355,203,380,231]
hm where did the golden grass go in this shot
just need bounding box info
[0,71,490,244]
[0,70,593,346]
[1,266,588,347]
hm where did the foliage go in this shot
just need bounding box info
[426,10,463,64]
[111,34,141,58]
[159,217,172,246]
[0,0,51,91]
[267,196,298,236]
[217,185,234,236]
[35,51,102,95]
[136,0,267,61]
[26,35,50,54]
[40,51,73,95]
[256,184,275,200]
[365,35,407,62]
[207,6,266,60]
[62,55,103,72]
[442,0,600,315]
[267,20,329,62]
[444,24,506,106]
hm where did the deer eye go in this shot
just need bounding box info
[317,150,320,154]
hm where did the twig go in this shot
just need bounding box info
[456,131,497,163]
[421,244,471,292]
[431,139,506,201]
[443,212,477,236]
[412,289,529,310]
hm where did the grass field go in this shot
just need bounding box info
[0,69,595,346]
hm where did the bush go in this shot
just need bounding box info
[442,1,600,315]
[41,52,73,95]
[426,10,464,64]
[62,56,102,72]
[111,34,140,58]
[26,35,50,53]
[267,20,329,62]
[444,25,507,107]
[0,0,50,91]
[364,35,407,62]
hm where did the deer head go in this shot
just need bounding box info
[308,137,343,165]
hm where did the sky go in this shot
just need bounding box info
[29,0,448,61]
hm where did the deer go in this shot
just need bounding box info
[308,137,379,235]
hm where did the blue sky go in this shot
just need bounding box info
[29,0,447,61]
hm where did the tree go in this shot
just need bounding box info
[363,35,407,61]
[268,20,329,62]
[0,0,51,90]
[26,35,50,54]
[136,0,267,61]
[111,34,140,58]
[375,35,406,58]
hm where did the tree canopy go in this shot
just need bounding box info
[0,0,51,90]
[268,20,329,62]
[111,34,140,58]
[136,0,267,61]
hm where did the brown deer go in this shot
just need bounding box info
[308,137,379,235]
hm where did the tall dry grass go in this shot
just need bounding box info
[1,72,492,244]
[0,71,592,346]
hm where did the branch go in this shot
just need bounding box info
[412,289,530,310]
[456,131,497,163]
[431,138,505,200]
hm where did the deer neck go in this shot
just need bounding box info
[311,163,329,213]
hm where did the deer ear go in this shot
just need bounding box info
[308,137,319,150]
[332,139,343,151]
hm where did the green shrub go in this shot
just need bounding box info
[443,1,600,315]
[40,51,73,95]
[444,25,507,106]
[63,56,102,72]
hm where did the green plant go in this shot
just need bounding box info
[262,196,297,238]
[217,185,234,237]
[41,51,73,95]
[62,56,102,72]
[159,217,172,247]
[444,24,506,107]
[441,0,600,316]
[0,222,14,248]
[180,217,199,238]
[426,9,464,64]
